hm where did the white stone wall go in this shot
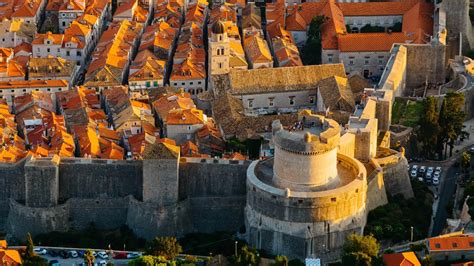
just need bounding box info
[273,146,338,188]
[169,78,206,98]
[344,15,402,32]
[165,123,205,144]
[0,86,67,106]
[339,51,389,77]
[129,80,164,91]
[237,90,316,112]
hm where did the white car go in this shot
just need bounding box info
[433,177,440,185]
[412,165,419,171]
[97,251,108,259]
[427,167,434,174]
[419,166,426,173]
[98,260,107,265]
[410,171,417,178]
[433,172,440,179]
[34,248,47,255]
[92,251,97,257]
[127,252,142,259]
[435,166,442,173]
[418,176,424,182]
[68,250,78,258]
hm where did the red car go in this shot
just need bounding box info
[113,252,127,259]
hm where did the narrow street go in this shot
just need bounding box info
[429,121,474,236]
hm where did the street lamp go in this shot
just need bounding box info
[410,226,414,242]
[234,241,238,257]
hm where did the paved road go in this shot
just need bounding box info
[41,254,131,266]
[431,160,460,236]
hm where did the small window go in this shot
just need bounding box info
[331,197,336,202]
[435,243,441,248]
[66,51,70,56]
[470,242,474,247]
[309,96,315,104]
[349,60,354,65]
[328,58,333,63]
[365,60,369,65]
[379,60,383,65]
[47,48,50,53]
[268,98,274,107]
[248,99,253,108]
[452,243,458,248]
[289,96,295,106]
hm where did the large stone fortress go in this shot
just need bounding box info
[246,112,367,258]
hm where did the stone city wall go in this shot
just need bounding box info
[58,158,143,201]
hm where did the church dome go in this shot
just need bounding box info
[211,20,225,35]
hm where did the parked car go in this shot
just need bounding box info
[434,172,440,179]
[97,251,108,259]
[418,176,424,182]
[427,167,434,174]
[433,177,440,185]
[77,250,85,257]
[98,260,108,265]
[34,248,47,255]
[412,165,419,172]
[127,252,142,259]
[49,260,59,266]
[68,250,78,258]
[410,170,417,178]
[435,166,442,173]
[419,166,426,174]
[59,250,69,259]
[425,172,432,184]
[92,251,97,257]
[470,145,474,154]
[48,250,58,257]
[113,252,127,259]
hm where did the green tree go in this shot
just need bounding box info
[418,97,440,158]
[232,245,260,266]
[22,233,48,266]
[342,252,372,266]
[461,151,471,172]
[129,255,166,266]
[439,93,465,158]
[271,255,289,266]
[146,236,182,260]
[84,250,95,266]
[301,16,327,65]
[342,234,380,266]
[25,233,36,260]
[360,24,385,33]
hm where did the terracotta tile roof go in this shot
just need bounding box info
[211,92,298,139]
[272,37,302,67]
[223,64,345,95]
[243,32,272,65]
[100,141,124,160]
[0,79,68,89]
[71,124,100,158]
[59,0,86,12]
[429,234,474,252]
[0,240,6,249]
[338,0,418,16]
[452,262,474,266]
[383,252,420,266]
[317,76,355,112]
[166,108,204,125]
[152,92,196,122]
[32,31,63,45]
[170,59,205,80]
[338,32,411,52]
[98,126,121,142]
[0,248,22,265]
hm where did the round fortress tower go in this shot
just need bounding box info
[245,110,368,259]
[272,113,340,189]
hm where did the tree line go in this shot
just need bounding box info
[418,92,466,160]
